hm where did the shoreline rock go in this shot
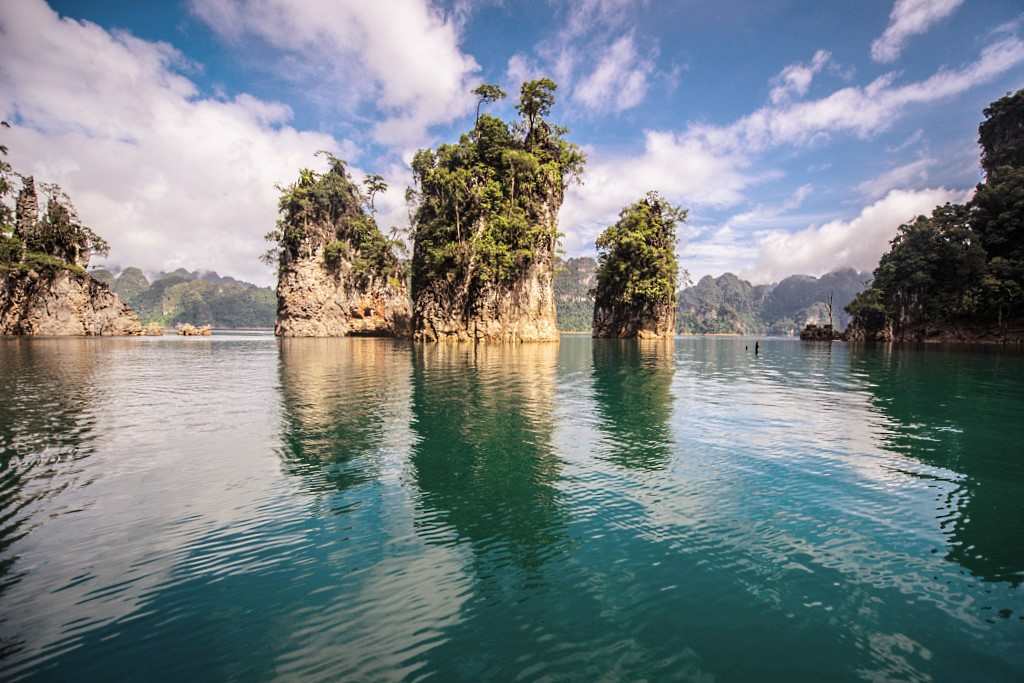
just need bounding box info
[0,269,142,336]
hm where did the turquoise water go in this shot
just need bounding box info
[0,334,1022,681]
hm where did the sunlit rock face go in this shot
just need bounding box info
[412,257,559,343]
[411,194,561,344]
[0,270,141,336]
[275,246,411,338]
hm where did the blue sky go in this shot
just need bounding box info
[2,0,1023,285]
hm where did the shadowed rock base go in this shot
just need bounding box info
[275,250,411,338]
[592,301,675,339]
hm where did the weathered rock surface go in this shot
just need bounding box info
[413,258,558,342]
[276,246,411,337]
[593,301,675,339]
[0,269,142,336]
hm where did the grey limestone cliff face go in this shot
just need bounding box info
[275,245,411,338]
[592,300,675,339]
[413,256,559,343]
[0,269,142,336]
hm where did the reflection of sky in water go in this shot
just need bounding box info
[0,335,1021,681]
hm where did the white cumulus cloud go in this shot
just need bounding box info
[747,187,970,282]
[0,0,368,286]
[189,0,481,148]
[871,0,965,63]
[573,34,654,113]
[769,50,831,104]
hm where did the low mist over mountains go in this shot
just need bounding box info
[553,257,871,334]
[91,267,276,328]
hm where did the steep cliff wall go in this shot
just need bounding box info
[276,246,410,337]
[270,154,411,338]
[414,256,558,342]
[0,269,141,335]
[593,300,675,339]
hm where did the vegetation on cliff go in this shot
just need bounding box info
[264,152,404,286]
[847,89,1024,340]
[408,78,584,325]
[1,151,108,278]
[592,192,685,337]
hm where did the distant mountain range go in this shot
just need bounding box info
[90,267,276,328]
[553,257,871,335]
[92,259,869,333]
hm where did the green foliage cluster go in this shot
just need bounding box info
[265,153,403,282]
[593,191,685,311]
[0,132,107,277]
[847,89,1024,335]
[410,79,585,298]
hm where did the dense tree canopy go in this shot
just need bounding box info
[409,78,584,299]
[848,89,1024,336]
[593,191,685,311]
[265,152,403,283]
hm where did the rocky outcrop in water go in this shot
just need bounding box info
[276,253,410,337]
[593,300,676,339]
[1,175,140,336]
[591,192,683,339]
[409,79,583,343]
[269,155,411,338]
[0,269,141,335]
[413,256,559,342]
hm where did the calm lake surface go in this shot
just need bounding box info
[1,334,1022,682]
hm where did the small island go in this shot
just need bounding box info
[0,173,141,336]
[266,153,410,337]
[592,192,684,338]
[408,79,584,342]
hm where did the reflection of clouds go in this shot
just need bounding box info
[0,337,286,673]
[575,337,1015,639]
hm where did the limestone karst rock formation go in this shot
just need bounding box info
[592,192,684,339]
[409,79,583,342]
[270,155,411,337]
[1,176,141,336]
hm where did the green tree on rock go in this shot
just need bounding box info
[847,88,1024,340]
[472,83,506,124]
[408,78,584,341]
[592,191,686,338]
[265,152,402,284]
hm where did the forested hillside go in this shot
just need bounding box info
[678,269,870,334]
[554,256,596,331]
[91,267,276,328]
